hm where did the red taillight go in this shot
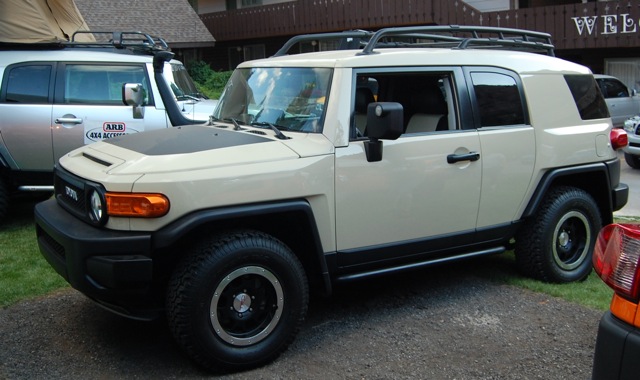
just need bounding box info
[610,128,628,150]
[593,224,640,301]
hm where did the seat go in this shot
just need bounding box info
[405,86,448,133]
[354,87,375,136]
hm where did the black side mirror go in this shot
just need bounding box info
[364,102,403,162]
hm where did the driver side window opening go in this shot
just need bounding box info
[352,71,458,138]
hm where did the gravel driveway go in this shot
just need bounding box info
[0,257,601,380]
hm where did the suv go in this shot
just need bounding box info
[595,74,640,128]
[622,115,640,168]
[34,26,629,372]
[0,32,213,223]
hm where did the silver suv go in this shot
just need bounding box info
[0,32,214,223]
[34,26,629,373]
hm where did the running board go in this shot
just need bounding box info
[334,247,505,283]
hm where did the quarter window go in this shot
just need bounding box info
[471,72,525,127]
[564,75,609,120]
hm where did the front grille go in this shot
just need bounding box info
[54,169,87,219]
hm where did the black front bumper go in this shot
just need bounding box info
[35,199,161,320]
[592,311,640,380]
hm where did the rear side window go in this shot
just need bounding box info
[3,65,52,103]
[471,72,525,127]
[63,64,150,105]
[564,75,609,120]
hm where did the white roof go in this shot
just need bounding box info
[241,48,591,75]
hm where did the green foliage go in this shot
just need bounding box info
[0,196,68,308]
[187,61,232,100]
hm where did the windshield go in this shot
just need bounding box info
[165,63,207,100]
[213,67,332,133]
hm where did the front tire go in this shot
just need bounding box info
[166,230,308,373]
[515,186,601,283]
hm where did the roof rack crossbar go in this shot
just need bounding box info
[68,31,170,52]
[273,30,374,57]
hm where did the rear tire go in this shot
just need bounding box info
[166,230,308,373]
[624,152,640,169]
[515,186,601,283]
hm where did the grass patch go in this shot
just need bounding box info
[0,196,68,308]
[477,252,613,311]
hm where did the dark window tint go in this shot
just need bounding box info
[471,72,524,127]
[597,78,629,98]
[5,65,51,103]
[564,75,609,120]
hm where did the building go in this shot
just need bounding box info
[194,0,640,92]
[74,0,215,65]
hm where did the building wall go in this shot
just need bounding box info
[198,0,294,13]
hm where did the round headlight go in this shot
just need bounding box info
[88,189,106,225]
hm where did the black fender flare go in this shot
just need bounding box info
[152,199,332,296]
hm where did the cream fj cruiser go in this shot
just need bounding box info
[0,32,214,223]
[35,26,629,372]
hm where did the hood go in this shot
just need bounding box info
[73,125,332,176]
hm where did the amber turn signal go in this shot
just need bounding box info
[105,193,170,218]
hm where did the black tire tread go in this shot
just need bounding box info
[166,229,308,373]
[514,186,601,283]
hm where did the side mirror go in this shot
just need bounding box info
[122,83,145,119]
[632,89,637,97]
[364,102,403,162]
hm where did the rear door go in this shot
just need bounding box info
[464,68,536,229]
[51,62,168,162]
[0,62,55,172]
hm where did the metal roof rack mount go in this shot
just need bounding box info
[276,25,555,57]
[68,31,170,53]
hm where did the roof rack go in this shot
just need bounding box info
[276,25,555,57]
[66,31,170,53]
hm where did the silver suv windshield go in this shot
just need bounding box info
[165,63,206,100]
[213,67,332,133]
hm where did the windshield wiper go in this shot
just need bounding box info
[251,122,291,140]
[224,118,245,131]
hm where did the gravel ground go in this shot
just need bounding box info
[0,260,602,380]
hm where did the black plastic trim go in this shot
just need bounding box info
[592,311,640,380]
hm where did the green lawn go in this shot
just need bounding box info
[0,196,68,308]
[0,195,626,311]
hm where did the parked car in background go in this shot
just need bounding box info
[622,116,640,169]
[595,74,640,128]
[592,223,640,380]
[0,31,213,224]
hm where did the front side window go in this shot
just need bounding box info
[63,64,150,105]
[471,72,525,127]
[214,67,332,133]
[3,64,51,103]
[351,70,458,137]
[565,74,609,120]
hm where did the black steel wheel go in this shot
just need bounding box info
[166,230,308,373]
[515,186,601,283]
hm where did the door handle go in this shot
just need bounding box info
[55,117,83,124]
[447,152,480,164]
